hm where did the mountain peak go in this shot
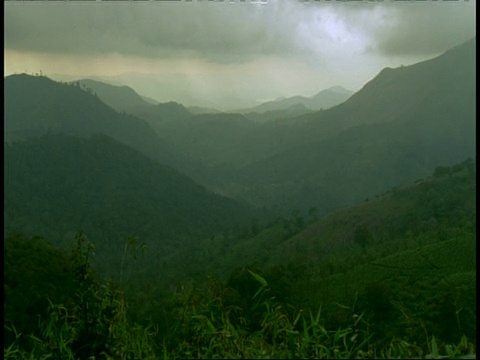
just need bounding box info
[323,86,353,95]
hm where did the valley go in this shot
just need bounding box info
[4,37,476,358]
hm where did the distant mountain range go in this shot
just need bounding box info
[76,78,194,126]
[3,73,209,175]
[4,38,476,356]
[202,37,476,215]
[3,37,475,220]
[242,85,354,114]
[76,79,156,112]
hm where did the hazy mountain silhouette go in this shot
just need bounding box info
[4,74,162,158]
[4,37,475,219]
[243,103,313,123]
[77,79,152,111]
[77,78,193,128]
[3,74,204,174]
[210,37,476,215]
[244,86,353,113]
[186,106,223,115]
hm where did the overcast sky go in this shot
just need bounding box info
[4,0,476,110]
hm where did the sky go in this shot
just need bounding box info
[4,0,476,110]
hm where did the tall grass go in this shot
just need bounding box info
[4,240,475,359]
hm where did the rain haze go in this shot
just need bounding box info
[4,0,476,110]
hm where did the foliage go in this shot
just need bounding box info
[4,233,157,359]
[4,133,256,277]
[4,232,476,359]
[160,271,475,359]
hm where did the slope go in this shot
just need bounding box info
[173,158,476,347]
[211,37,476,215]
[243,86,353,113]
[77,78,193,127]
[4,75,154,151]
[135,38,475,203]
[4,134,255,274]
[3,74,191,170]
[186,158,475,278]
[266,37,476,142]
[76,78,153,112]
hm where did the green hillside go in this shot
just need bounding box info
[5,38,475,220]
[5,75,157,155]
[179,158,476,349]
[3,74,200,175]
[77,78,194,127]
[3,38,476,359]
[182,158,475,276]
[4,134,256,275]
[4,158,475,359]
[77,78,156,111]
[206,37,476,215]
[98,38,475,219]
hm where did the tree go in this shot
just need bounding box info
[354,224,373,248]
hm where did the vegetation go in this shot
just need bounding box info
[4,233,157,359]
[4,134,258,277]
[4,234,476,358]
[4,38,475,219]
[4,159,476,358]
[3,39,476,359]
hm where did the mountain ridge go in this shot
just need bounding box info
[240,85,354,114]
[206,37,476,215]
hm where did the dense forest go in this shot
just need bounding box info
[4,37,476,358]
[4,159,476,358]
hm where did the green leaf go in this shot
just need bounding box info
[248,270,268,287]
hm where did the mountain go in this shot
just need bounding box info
[244,86,354,113]
[243,103,313,123]
[4,74,209,178]
[5,37,475,223]
[178,158,475,346]
[140,95,160,105]
[191,157,476,276]
[186,106,223,115]
[207,37,476,215]
[4,74,163,160]
[4,134,255,274]
[153,112,258,166]
[112,38,475,212]
[76,78,193,127]
[76,78,153,112]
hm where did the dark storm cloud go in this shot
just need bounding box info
[4,0,475,63]
[298,0,475,57]
[4,0,475,109]
[4,2,300,63]
[369,1,476,56]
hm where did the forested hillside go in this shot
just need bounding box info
[5,38,475,220]
[4,134,256,275]
[3,38,476,359]
[200,37,476,215]
[77,78,194,127]
[4,159,476,358]
[5,75,158,155]
[72,38,476,219]
[4,74,201,174]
